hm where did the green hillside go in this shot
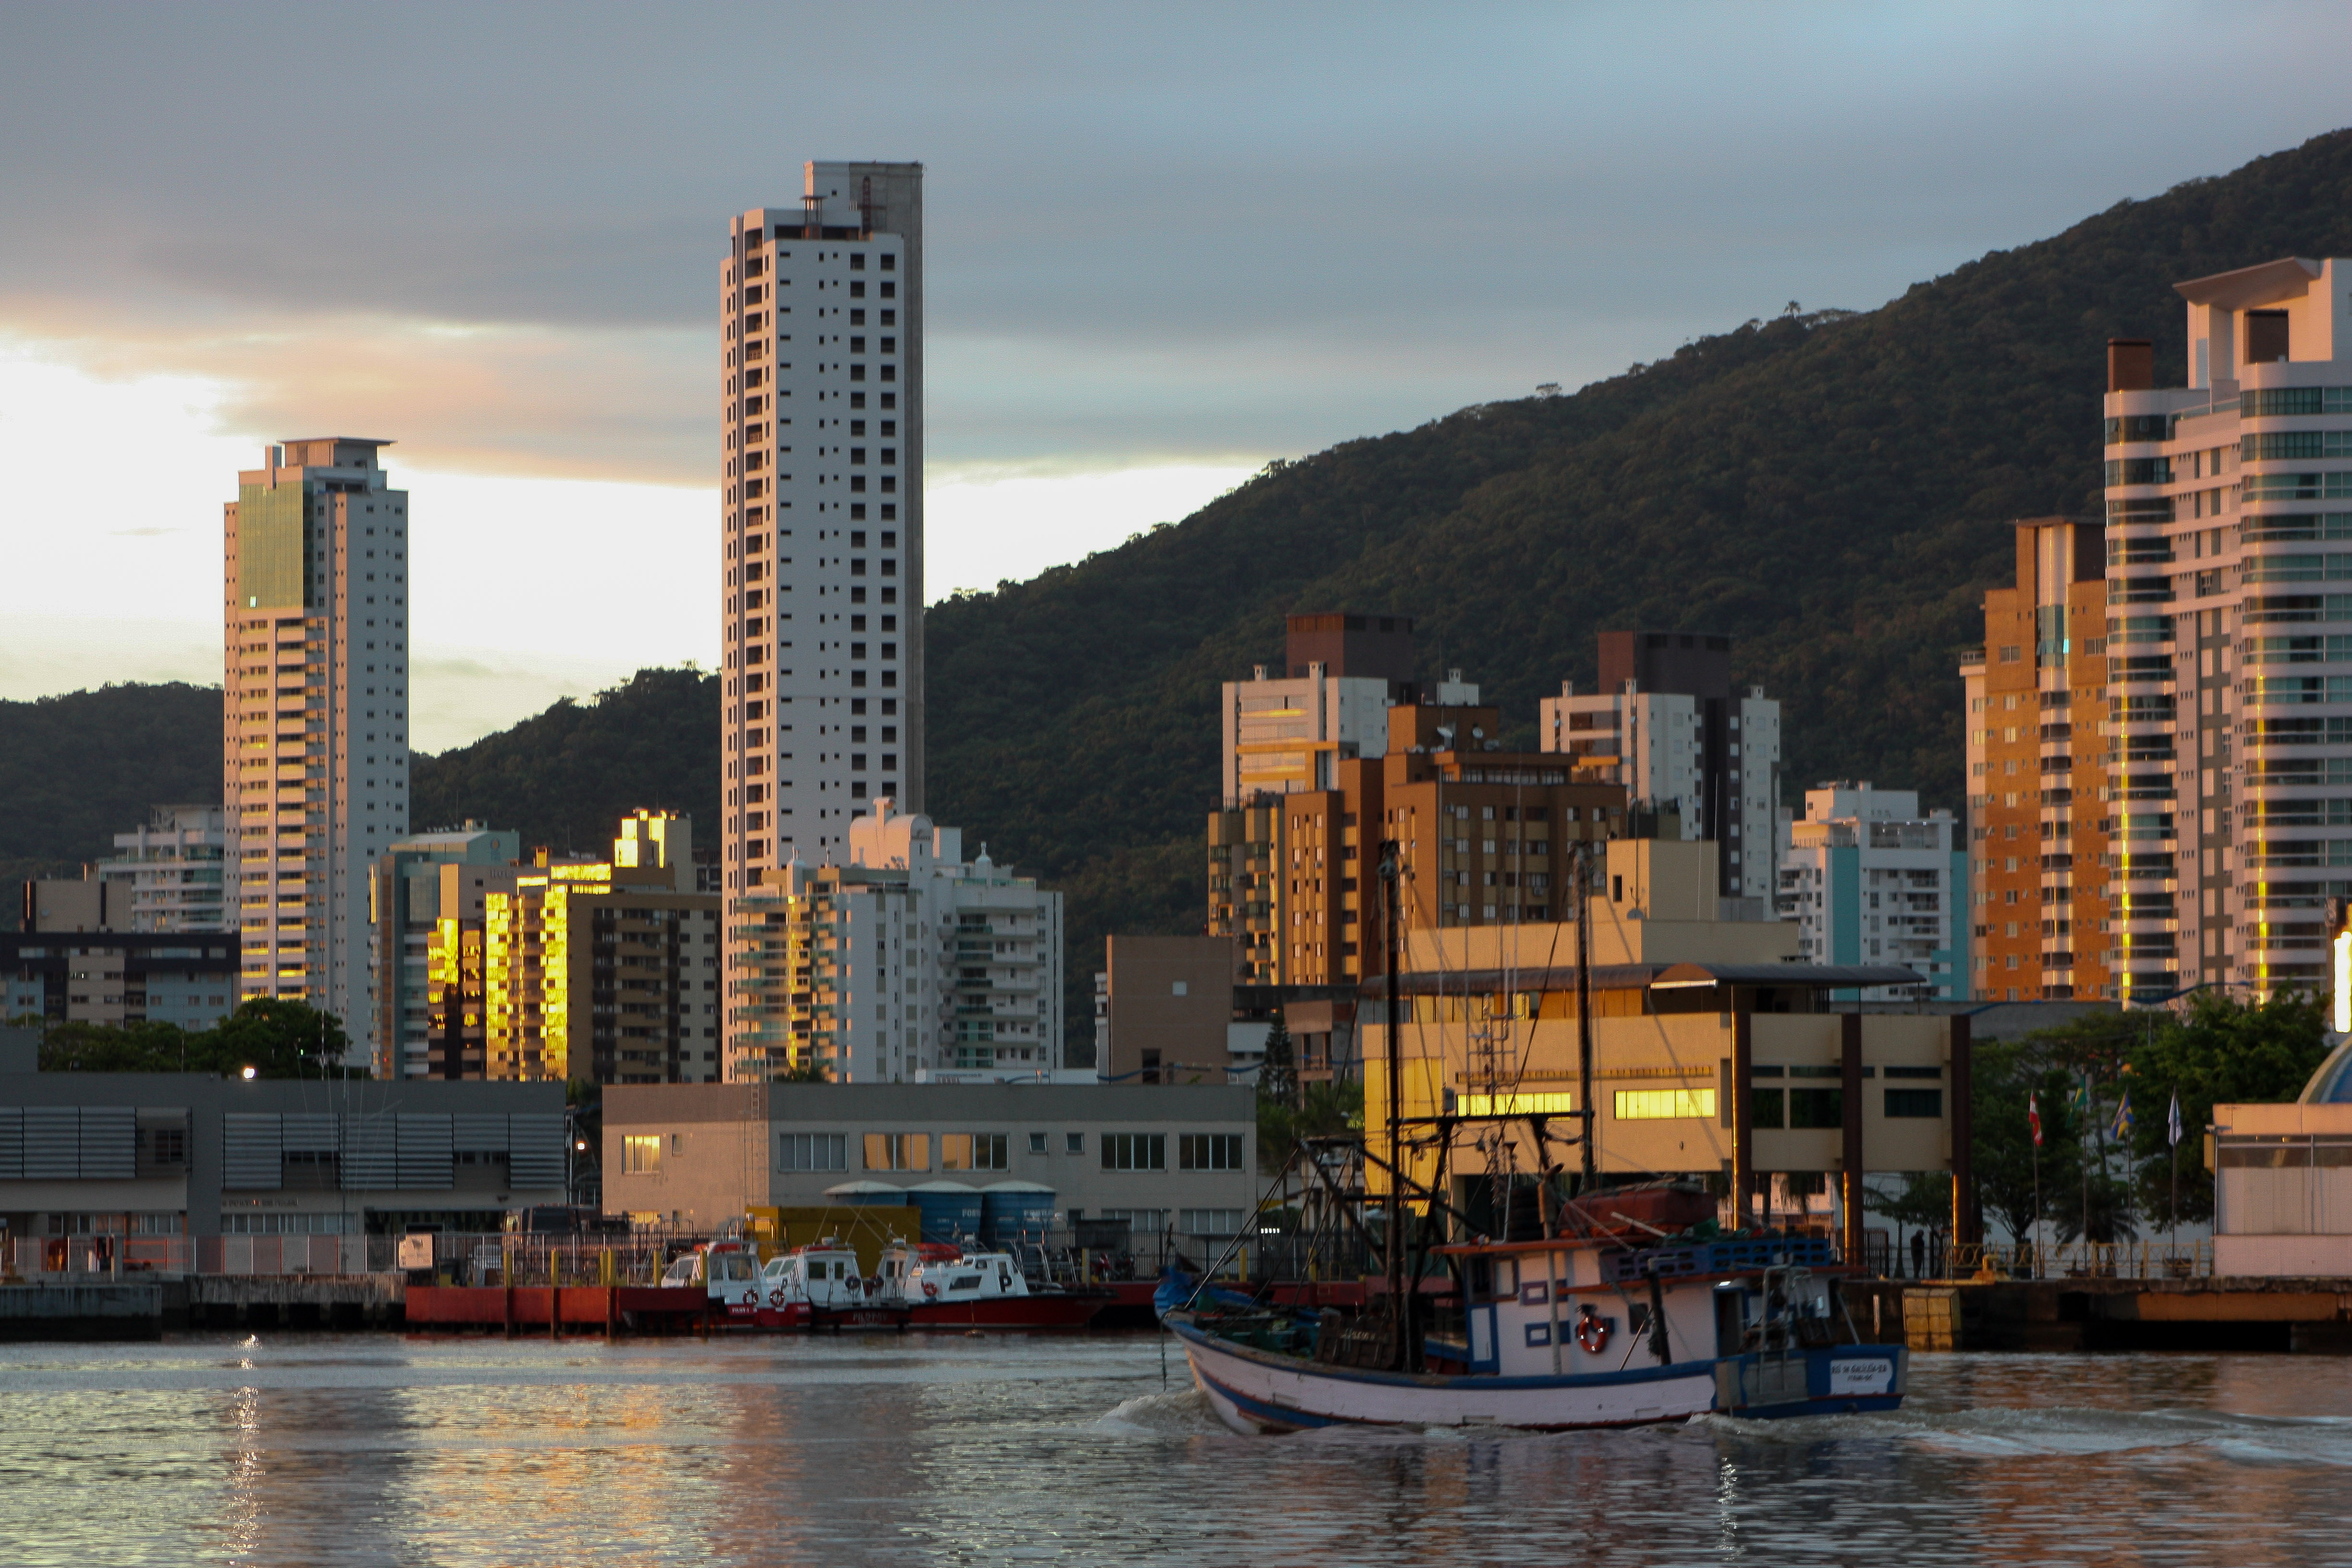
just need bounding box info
[924,128,2352,1020]
[0,683,223,923]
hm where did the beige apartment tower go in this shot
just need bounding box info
[719,160,925,892]
[222,439,411,1066]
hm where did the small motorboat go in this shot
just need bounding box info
[879,1240,1109,1330]
[659,1238,766,1324]
[760,1238,910,1331]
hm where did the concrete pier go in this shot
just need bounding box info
[0,1282,164,1340]
[1844,1276,2352,1352]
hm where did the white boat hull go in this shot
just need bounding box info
[1171,1316,1718,1433]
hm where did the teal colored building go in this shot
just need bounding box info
[1777,784,1968,1002]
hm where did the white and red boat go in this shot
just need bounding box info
[658,1238,768,1323]
[758,1239,910,1330]
[878,1240,1109,1330]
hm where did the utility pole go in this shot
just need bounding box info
[1577,842,1596,1187]
[1379,838,1406,1361]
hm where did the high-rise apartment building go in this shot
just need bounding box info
[1960,518,2113,1001]
[2102,258,2352,1000]
[221,439,410,1066]
[373,822,523,1078]
[1540,631,1782,911]
[727,800,1063,1082]
[719,161,924,887]
[95,805,230,932]
[1778,783,1968,1001]
[1221,613,1425,804]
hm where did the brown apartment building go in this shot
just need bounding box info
[1208,699,1627,990]
[1961,517,2113,1000]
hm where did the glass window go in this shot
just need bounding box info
[777,1132,847,1172]
[1065,1132,1084,1155]
[863,1132,930,1171]
[1101,1133,1167,1171]
[1178,1133,1244,1171]
[623,1134,661,1175]
[1613,1089,1718,1120]
[1788,1089,1844,1128]
[1028,1132,1048,1154]
[1884,1089,1943,1118]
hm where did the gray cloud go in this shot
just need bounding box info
[3,0,2349,479]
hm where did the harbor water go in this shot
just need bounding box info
[2,1334,2349,1566]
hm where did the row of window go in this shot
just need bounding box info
[1750,1088,1943,1127]
[625,1128,1248,1176]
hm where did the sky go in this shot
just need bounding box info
[4,1,2351,751]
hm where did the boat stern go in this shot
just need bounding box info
[1714,1343,1907,1419]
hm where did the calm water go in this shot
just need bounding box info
[0,1332,2348,1566]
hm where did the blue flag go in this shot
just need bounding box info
[2113,1089,2135,1141]
[2168,1091,2183,1149]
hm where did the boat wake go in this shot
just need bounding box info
[1096,1387,1227,1437]
[1690,1403,2352,1467]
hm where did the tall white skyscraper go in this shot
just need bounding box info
[222,438,411,1066]
[719,159,925,889]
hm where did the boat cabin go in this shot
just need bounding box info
[903,1249,1029,1304]
[763,1242,872,1309]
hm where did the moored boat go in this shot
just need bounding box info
[760,1238,910,1330]
[879,1240,1110,1329]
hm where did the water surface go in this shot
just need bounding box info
[1,1333,2347,1566]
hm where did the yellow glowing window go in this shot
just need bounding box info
[622,1135,661,1175]
[1455,1091,1575,1117]
[1614,1088,1717,1120]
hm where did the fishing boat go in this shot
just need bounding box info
[1167,1229,1904,1433]
[878,1239,1109,1330]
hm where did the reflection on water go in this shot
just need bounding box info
[0,1335,2348,1566]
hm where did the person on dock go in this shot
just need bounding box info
[1910,1229,1926,1281]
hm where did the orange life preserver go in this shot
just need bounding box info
[923,1282,939,1299]
[1575,1308,1610,1356]
[769,1289,788,1307]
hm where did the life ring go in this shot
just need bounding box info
[1575,1308,1610,1356]
[741,1288,760,1307]
[769,1289,788,1307]
[923,1282,939,1299]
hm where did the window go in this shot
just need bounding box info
[1750,1089,1785,1128]
[1029,1132,1048,1154]
[864,1132,931,1171]
[1885,1089,1944,1118]
[1456,1091,1574,1117]
[1065,1132,1085,1155]
[1102,1133,1166,1171]
[1101,1207,1166,1233]
[623,1135,661,1175]
[1179,1133,1243,1171]
[778,1132,847,1172]
[1180,1209,1246,1236]
[942,1133,1010,1172]
[1788,1089,1844,1128]
[1614,1089,1717,1120]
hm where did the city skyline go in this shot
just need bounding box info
[7,5,2352,750]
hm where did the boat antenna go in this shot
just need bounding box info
[1380,835,1406,1353]
[1578,838,1598,1187]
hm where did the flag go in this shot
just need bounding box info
[2069,1073,2092,1118]
[2113,1089,2135,1141]
[2028,1090,2042,1148]
[2168,1091,2183,1149]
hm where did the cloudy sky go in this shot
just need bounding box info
[3,1,2349,749]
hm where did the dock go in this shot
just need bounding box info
[1844,1276,2352,1353]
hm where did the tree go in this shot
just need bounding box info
[1258,1015,1297,1111]
[2120,989,2329,1227]
[1258,1077,1362,1171]
[34,1000,355,1079]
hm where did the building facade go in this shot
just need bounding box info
[720,160,924,887]
[222,438,411,1067]
[727,801,1063,1083]
[1961,517,2114,1001]
[1540,631,1782,910]
[2102,258,2352,1001]
[1098,935,1240,1082]
[95,805,229,933]
[603,1081,1255,1241]
[372,823,523,1079]
[1209,698,1628,989]
[1221,613,1423,804]
[1777,783,1968,1001]
[3,931,242,1032]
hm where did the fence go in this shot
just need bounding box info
[1954,1238,2213,1281]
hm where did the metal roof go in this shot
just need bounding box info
[1360,961,1924,997]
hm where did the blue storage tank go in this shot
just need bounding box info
[821,1181,909,1206]
[904,1181,984,1242]
[980,1181,1056,1246]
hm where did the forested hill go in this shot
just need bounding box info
[924,127,2352,970]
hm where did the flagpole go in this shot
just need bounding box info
[2031,1095,2042,1281]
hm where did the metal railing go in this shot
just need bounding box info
[1950,1239,2214,1281]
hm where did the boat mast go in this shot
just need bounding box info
[1577,840,1597,1187]
[1381,836,1406,1349]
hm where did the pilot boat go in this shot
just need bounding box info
[659,1238,766,1323]
[759,1238,910,1330]
[1166,1229,1905,1434]
[877,1240,1109,1330]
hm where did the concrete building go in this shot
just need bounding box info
[1362,837,1971,1258]
[2212,1037,2352,1275]
[481,814,721,1086]
[1098,935,1240,1082]
[222,438,411,1068]
[21,876,113,934]
[727,800,1062,1083]
[0,1070,564,1242]
[1209,695,1627,988]
[1541,631,1783,911]
[2101,259,2352,1001]
[2,931,242,1032]
[1221,613,1423,804]
[1961,517,2114,1002]
[371,822,523,1079]
[1777,783,1968,1001]
[94,806,230,933]
[720,160,925,887]
[603,1081,1254,1242]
